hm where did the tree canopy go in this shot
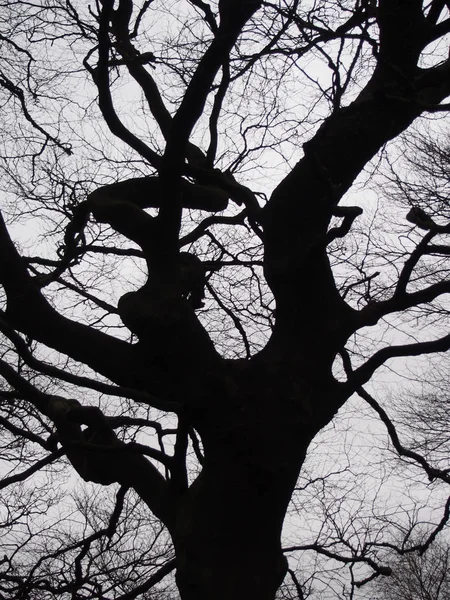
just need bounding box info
[0,1,449,599]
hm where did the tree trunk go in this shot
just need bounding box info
[173,456,297,600]
[171,366,339,600]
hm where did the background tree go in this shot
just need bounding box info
[0,1,450,599]
[369,534,450,600]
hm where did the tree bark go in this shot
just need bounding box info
[173,458,293,600]
[172,359,343,600]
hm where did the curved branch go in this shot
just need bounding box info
[326,205,363,244]
[207,281,251,358]
[111,0,209,169]
[287,568,306,600]
[283,543,391,577]
[0,73,72,155]
[169,416,189,494]
[91,1,161,167]
[179,210,247,246]
[157,1,263,244]
[167,0,262,155]
[263,23,450,308]
[188,0,218,33]
[345,333,450,392]
[0,414,49,450]
[357,387,450,484]
[366,495,450,557]
[0,357,173,523]
[358,279,450,329]
[0,212,140,389]
[114,559,177,600]
[0,315,179,413]
[206,59,230,165]
[393,230,435,297]
[88,176,229,214]
[0,448,64,490]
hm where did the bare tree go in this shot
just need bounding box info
[369,534,450,600]
[0,1,450,599]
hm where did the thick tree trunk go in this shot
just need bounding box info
[171,361,341,600]
[173,457,297,600]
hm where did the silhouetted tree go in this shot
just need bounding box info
[0,1,450,599]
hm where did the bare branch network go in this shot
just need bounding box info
[0,1,449,599]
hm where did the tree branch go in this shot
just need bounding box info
[262,12,450,320]
[358,280,450,329]
[357,387,450,484]
[0,357,174,524]
[345,333,450,391]
[393,231,435,297]
[0,448,64,490]
[0,314,179,413]
[0,212,142,390]
[113,559,177,600]
[157,0,263,248]
[90,0,161,167]
[283,543,391,577]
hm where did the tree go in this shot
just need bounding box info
[369,535,450,600]
[0,1,450,599]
